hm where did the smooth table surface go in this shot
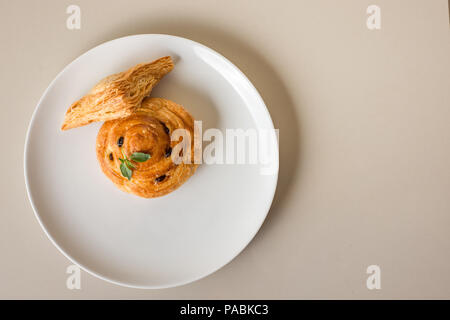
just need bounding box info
[1,0,449,298]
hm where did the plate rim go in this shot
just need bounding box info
[23,34,279,289]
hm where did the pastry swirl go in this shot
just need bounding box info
[61,56,174,130]
[96,97,198,198]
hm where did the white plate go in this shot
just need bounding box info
[24,34,278,288]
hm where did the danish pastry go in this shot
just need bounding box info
[61,56,174,130]
[96,97,198,198]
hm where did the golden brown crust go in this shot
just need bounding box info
[61,56,174,130]
[96,98,198,198]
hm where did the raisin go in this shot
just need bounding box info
[117,136,124,147]
[155,175,166,183]
[165,147,172,158]
[160,121,170,135]
[109,153,113,160]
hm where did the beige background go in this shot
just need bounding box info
[1,0,449,299]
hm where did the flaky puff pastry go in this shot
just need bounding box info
[96,97,198,198]
[61,56,174,130]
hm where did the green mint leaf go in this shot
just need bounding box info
[121,149,128,160]
[120,162,132,180]
[125,160,136,169]
[130,152,151,162]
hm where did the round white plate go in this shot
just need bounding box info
[24,34,278,288]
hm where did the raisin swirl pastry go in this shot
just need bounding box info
[61,56,174,130]
[96,97,198,198]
